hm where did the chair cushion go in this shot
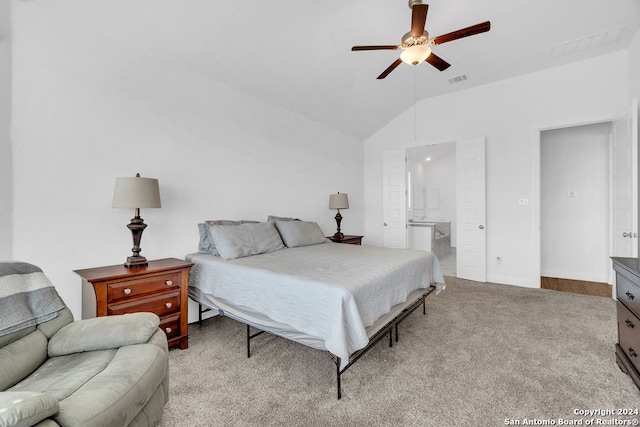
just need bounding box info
[0,391,59,427]
[10,344,167,426]
[9,349,118,401]
[55,344,167,426]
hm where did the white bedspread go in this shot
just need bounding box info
[187,242,445,369]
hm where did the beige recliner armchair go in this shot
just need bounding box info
[0,262,169,427]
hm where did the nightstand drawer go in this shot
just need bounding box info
[108,272,181,304]
[108,290,181,317]
[618,301,640,373]
[160,313,181,339]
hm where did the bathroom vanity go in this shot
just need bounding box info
[408,221,451,258]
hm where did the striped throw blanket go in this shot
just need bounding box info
[0,262,66,337]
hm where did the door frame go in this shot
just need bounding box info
[533,115,630,291]
[402,136,487,280]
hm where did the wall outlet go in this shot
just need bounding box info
[518,198,529,206]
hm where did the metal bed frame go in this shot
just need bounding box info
[196,285,436,399]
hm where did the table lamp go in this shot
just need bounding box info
[329,192,349,239]
[112,173,161,267]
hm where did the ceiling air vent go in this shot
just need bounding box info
[551,26,625,57]
[448,74,468,84]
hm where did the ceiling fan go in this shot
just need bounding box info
[352,0,490,79]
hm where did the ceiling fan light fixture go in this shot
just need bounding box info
[400,45,432,66]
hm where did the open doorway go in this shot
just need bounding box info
[540,122,612,297]
[384,137,486,280]
[406,142,457,276]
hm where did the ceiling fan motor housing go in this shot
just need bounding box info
[401,31,430,48]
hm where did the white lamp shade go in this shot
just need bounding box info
[112,176,161,208]
[329,193,349,210]
[400,45,432,66]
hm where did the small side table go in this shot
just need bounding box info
[327,235,363,245]
[74,258,193,350]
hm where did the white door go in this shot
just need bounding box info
[612,99,639,258]
[382,149,407,248]
[456,137,487,281]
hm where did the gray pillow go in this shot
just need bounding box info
[0,391,59,427]
[199,220,259,254]
[197,223,212,252]
[274,220,329,248]
[208,222,285,260]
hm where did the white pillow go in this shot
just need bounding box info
[274,221,328,248]
[208,222,285,260]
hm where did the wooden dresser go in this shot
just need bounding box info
[611,257,640,390]
[75,258,193,350]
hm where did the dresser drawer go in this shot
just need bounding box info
[160,313,181,339]
[107,272,181,304]
[108,290,181,317]
[617,272,640,318]
[617,300,640,373]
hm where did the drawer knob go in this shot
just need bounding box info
[165,327,172,334]
[165,280,173,286]
[626,291,636,300]
[626,319,636,329]
[629,347,638,358]
[165,302,173,309]
[123,288,132,295]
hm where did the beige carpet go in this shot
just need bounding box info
[158,277,640,426]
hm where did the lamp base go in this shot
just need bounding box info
[333,211,344,240]
[124,255,148,268]
[124,214,148,268]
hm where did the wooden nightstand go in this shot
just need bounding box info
[327,235,363,245]
[74,258,193,350]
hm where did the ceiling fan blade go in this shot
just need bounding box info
[352,45,401,51]
[410,4,429,37]
[431,21,491,45]
[425,53,451,71]
[377,58,403,79]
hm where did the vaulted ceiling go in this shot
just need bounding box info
[22,0,640,139]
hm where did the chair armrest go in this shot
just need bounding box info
[0,391,59,427]
[48,312,160,357]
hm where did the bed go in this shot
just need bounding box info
[187,219,446,398]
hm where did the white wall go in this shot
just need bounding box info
[0,1,11,260]
[365,52,629,288]
[541,123,611,282]
[11,3,363,320]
